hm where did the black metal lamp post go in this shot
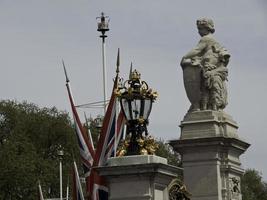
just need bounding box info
[116,69,158,155]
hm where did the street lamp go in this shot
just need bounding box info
[97,12,110,40]
[116,69,158,155]
[57,148,64,200]
[97,12,110,113]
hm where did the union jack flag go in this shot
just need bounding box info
[89,110,125,200]
[64,61,95,176]
[89,52,126,199]
[88,77,118,200]
[64,49,126,199]
[105,110,125,159]
[72,161,85,200]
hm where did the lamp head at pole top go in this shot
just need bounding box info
[58,150,64,156]
[97,12,110,38]
[57,144,64,159]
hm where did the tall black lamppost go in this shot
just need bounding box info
[116,69,158,155]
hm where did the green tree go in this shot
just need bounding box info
[242,169,267,200]
[84,115,103,149]
[0,100,79,199]
[155,139,181,167]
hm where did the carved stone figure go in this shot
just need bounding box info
[181,18,230,111]
[229,177,241,200]
[168,179,191,200]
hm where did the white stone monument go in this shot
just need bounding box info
[171,18,250,200]
[96,155,181,200]
[170,111,249,200]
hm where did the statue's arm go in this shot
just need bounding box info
[183,38,207,59]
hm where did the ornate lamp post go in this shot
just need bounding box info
[97,12,110,113]
[116,69,158,155]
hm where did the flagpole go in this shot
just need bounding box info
[97,12,110,114]
[102,38,107,114]
[84,112,95,150]
[62,61,95,200]
[114,48,120,157]
[38,181,44,200]
[74,161,85,200]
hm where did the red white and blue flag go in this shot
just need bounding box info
[94,92,118,166]
[72,161,85,200]
[105,110,125,159]
[89,99,125,200]
[90,111,125,200]
[89,50,126,200]
[63,61,95,176]
[89,76,119,200]
[63,49,126,199]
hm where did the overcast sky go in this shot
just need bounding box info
[0,0,266,180]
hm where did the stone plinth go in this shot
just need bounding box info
[96,155,181,200]
[180,110,239,139]
[169,111,250,200]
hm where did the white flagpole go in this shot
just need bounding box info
[84,112,95,150]
[88,129,95,150]
[123,125,127,140]
[97,12,110,114]
[38,181,44,200]
[74,161,85,200]
[102,38,107,114]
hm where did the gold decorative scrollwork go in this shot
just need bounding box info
[168,179,191,200]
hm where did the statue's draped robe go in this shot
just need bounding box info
[181,34,229,110]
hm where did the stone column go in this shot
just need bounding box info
[96,155,181,200]
[169,110,250,200]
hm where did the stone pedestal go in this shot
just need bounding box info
[96,155,181,200]
[169,111,250,200]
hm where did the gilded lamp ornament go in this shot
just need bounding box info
[116,68,158,156]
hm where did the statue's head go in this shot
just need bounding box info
[197,18,215,36]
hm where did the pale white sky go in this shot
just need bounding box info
[0,0,266,179]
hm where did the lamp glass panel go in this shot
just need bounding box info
[143,99,152,120]
[121,99,131,121]
[131,99,141,120]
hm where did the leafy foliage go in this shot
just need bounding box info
[155,139,181,167]
[0,100,79,199]
[4,100,266,200]
[242,169,267,200]
[85,116,103,149]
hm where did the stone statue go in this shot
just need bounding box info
[168,179,191,200]
[181,18,230,111]
[230,177,241,200]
